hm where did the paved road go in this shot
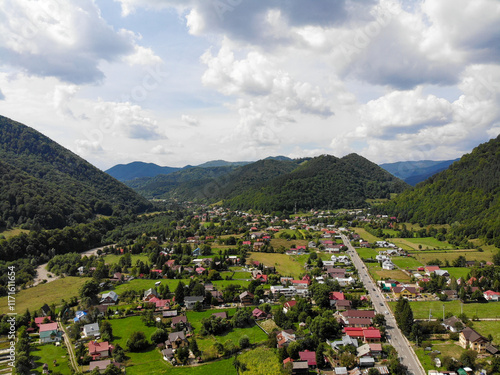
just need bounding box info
[341,234,425,375]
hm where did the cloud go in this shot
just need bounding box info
[151,145,172,154]
[94,101,167,140]
[0,89,4,100]
[181,114,199,126]
[53,84,79,118]
[0,0,159,84]
[124,45,163,66]
[75,139,104,154]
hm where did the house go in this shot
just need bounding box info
[329,335,359,351]
[252,308,268,320]
[212,311,228,319]
[435,270,450,277]
[74,310,88,323]
[239,291,254,306]
[184,296,204,309]
[40,329,62,344]
[39,322,59,333]
[291,361,309,375]
[459,327,489,353]
[392,286,418,299]
[165,331,188,349]
[283,300,297,313]
[340,310,376,325]
[382,261,395,270]
[88,360,118,373]
[162,348,175,362]
[171,315,188,329]
[143,288,159,301]
[100,291,119,305]
[336,300,352,311]
[483,290,500,301]
[277,330,296,348]
[334,367,348,375]
[442,290,458,300]
[40,303,51,317]
[83,323,100,338]
[329,291,345,306]
[298,350,317,368]
[359,357,375,368]
[88,341,112,360]
[442,316,464,332]
[255,274,268,283]
[344,327,381,343]
[369,343,383,357]
[35,316,51,328]
[425,265,441,274]
[163,310,178,318]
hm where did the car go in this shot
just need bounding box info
[380,303,384,306]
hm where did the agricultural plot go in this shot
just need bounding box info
[238,347,282,375]
[102,254,150,265]
[355,248,380,259]
[391,257,424,269]
[472,321,500,344]
[0,277,87,314]
[442,267,471,280]
[161,358,236,375]
[388,300,500,320]
[412,250,493,265]
[351,228,381,243]
[393,237,454,250]
[413,339,466,373]
[366,263,412,282]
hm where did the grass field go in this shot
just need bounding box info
[443,267,471,280]
[393,237,453,250]
[366,263,412,282]
[472,321,500,344]
[102,254,150,265]
[412,250,494,265]
[356,248,379,259]
[186,308,237,332]
[0,227,30,239]
[270,237,309,250]
[108,315,159,348]
[238,347,282,374]
[31,344,73,375]
[391,257,424,269]
[388,300,500,320]
[351,228,381,243]
[160,358,236,375]
[107,278,192,295]
[249,252,305,278]
[0,277,87,314]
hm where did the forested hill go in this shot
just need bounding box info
[223,154,409,212]
[0,115,152,229]
[380,135,500,247]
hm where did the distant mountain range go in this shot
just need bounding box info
[122,153,409,212]
[379,159,460,186]
[108,157,456,186]
[0,115,152,229]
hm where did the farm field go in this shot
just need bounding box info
[249,252,304,278]
[366,263,412,283]
[388,300,500,320]
[411,250,494,264]
[32,344,73,375]
[0,227,30,239]
[270,237,309,249]
[162,358,236,375]
[238,347,282,374]
[186,308,237,332]
[0,277,87,314]
[355,248,379,259]
[393,237,453,250]
[442,267,471,279]
[472,321,500,344]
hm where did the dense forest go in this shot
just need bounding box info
[0,116,152,229]
[126,154,409,212]
[379,135,500,247]
[224,154,409,212]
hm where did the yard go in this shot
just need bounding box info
[413,339,466,373]
[237,346,282,374]
[248,252,305,279]
[355,248,380,259]
[471,321,500,344]
[442,267,471,280]
[0,277,87,315]
[366,263,412,283]
[412,250,495,265]
[351,228,382,243]
[393,237,454,250]
[31,343,73,375]
[391,257,424,269]
[102,254,151,265]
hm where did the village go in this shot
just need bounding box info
[6,207,500,375]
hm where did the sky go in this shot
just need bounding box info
[0,0,499,171]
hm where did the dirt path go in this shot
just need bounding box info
[32,244,115,286]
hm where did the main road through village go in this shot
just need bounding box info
[341,234,425,375]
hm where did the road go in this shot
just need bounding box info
[341,234,425,375]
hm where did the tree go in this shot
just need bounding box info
[100,320,113,341]
[459,350,477,369]
[189,337,201,357]
[176,346,190,364]
[113,344,126,362]
[175,281,185,304]
[310,316,339,340]
[340,352,356,368]
[368,369,381,375]
[231,308,253,328]
[80,279,99,306]
[239,335,250,349]
[150,328,168,345]
[141,309,155,326]
[316,343,327,369]
[127,331,149,352]
[287,341,301,360]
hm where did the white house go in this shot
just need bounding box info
[382,261,395,270]
[82,323,100,337]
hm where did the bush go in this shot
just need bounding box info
[239,335,250,349]
[449,332,459,341]
[127,331,149,352]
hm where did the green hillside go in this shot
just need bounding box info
[0,115,152,229]
[381,135,500,247]
[224,154,409,212]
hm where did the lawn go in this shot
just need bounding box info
[162,358,236,375]
[443,267,471,280]
[366,263,412,282]
[356,248,380,259]
[102,254,150,265]
[249,252,305,278]
[471,321,500,344]
[388,300,500,320]
[270,237,309,250]
[391,257,424,269]
[107,278,192,295]
[0,277,87,314]
[186,308,237,332]
[31,344,73,375]
[107,316,158,349]
[393,237,454,250]
[351,227,382,243]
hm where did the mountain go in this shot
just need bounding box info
[128,153,409,212]
[224,154,409,212]
[106,160,252,181]
[380,135,500,247]
[0,115,152,229]
[105,162,181,181]
[379,159,459,185]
